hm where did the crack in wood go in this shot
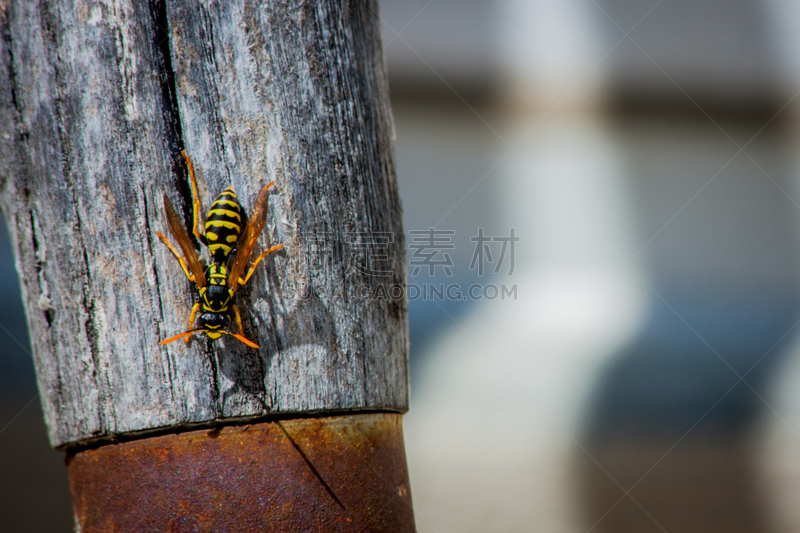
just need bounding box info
[152,0,190,213]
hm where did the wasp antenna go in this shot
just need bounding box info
[226,331,260,349]
[159,330,199,345]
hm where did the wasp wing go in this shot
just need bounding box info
[228,182,273,291]
[163,193,206,288]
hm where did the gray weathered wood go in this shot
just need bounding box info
[0,0,407,448]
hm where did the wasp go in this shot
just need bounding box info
[157,150,282,349]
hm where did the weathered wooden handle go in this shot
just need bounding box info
[0,0,407,449]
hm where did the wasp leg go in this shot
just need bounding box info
[181,150,207,246]
[229,305,259,348]
[227,331,259,349]
[232,304,245,334]
[237,244,284,287]
[156,231,197,283]
[183,302,201,344]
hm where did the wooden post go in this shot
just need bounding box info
[0,1,413,530]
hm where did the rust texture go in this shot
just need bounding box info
[67,413,415,532]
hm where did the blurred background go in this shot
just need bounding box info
[5,0,800,531]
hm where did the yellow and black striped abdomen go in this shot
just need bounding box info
[205,186,243,262]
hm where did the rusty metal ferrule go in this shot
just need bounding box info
[67,413,415,532]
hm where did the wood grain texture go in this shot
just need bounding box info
[0,0,408,448]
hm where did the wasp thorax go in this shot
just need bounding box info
[204,284,232,308]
